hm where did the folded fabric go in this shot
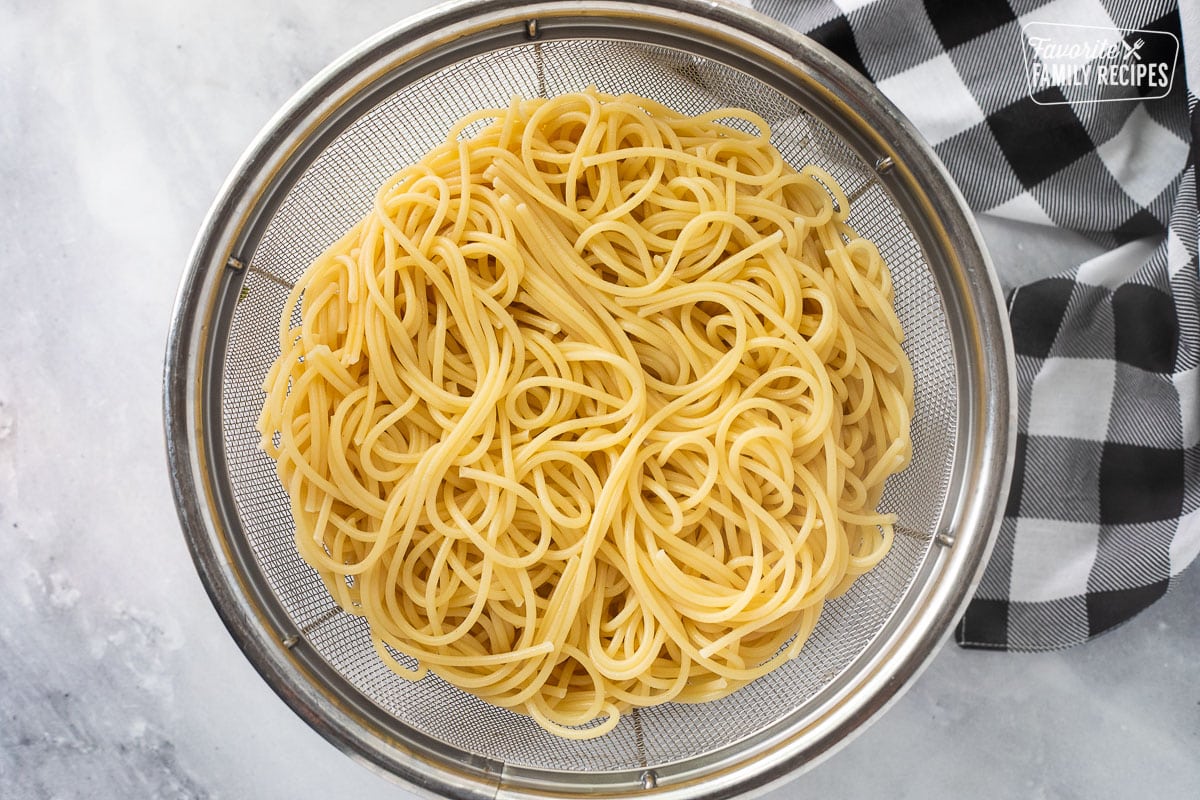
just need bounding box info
[753,0,1199,650]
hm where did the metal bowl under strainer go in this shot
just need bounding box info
[163,1,1015,797]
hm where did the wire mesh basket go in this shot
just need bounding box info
[164,1,1015,797]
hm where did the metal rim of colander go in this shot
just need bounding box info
[163,1,1015,798]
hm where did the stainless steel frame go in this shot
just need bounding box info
[163,1,1016,797]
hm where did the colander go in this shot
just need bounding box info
[163,1,1015,797]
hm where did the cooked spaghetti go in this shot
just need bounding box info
[257,89,914,739]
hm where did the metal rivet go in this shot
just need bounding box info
[874,155,894,173]
[640,770,658,790]
[935,532,955,548]
[282,634,300,649]
[526,19,539,38]
[226,255,246,271]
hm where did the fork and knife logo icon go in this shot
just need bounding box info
[1121,38,1144,61]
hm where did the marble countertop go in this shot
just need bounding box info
[2,1,1197,797]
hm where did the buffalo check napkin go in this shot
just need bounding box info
[753,0,1200,650]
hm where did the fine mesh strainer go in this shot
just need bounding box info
[163,1,1015,797]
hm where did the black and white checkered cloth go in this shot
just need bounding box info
[753,0,1199,650]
